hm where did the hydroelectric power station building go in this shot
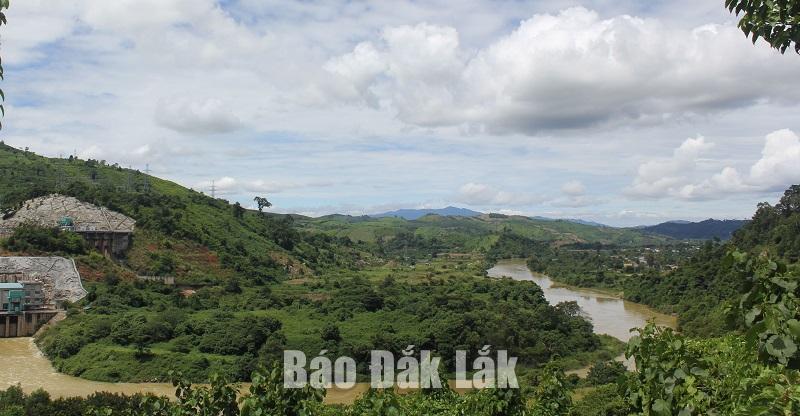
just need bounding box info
[0,257,88,338]
[0,194,136,256]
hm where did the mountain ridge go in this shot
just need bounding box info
[640,218,749,240]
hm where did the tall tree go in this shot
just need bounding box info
[253,196,272,213]
[726,0,800,54]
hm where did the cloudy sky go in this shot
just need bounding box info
[3,0,800,226]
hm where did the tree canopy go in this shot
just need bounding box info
[726,0,800,54]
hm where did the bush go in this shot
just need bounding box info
[1,223,87,254]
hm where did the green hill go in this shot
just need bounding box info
[0,142,371,283]
[624,186,800,336]
[298,212,668,259]
[640,219,749,240]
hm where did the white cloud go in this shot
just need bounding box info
[626,136,714,198]
[3,1,800,226]
[155,97,242,134]
[456,182,545,206]
[561,180,586,196]
[627,129,800,200]
[749,129,800,191]
[326,7,800,134]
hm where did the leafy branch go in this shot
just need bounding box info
[726,0,800,54]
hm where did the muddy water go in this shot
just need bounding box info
[0,338,176,398]
[0,337,366,404]
[487,259,676,342]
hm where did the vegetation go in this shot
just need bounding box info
[727,0,800,54]
[36,257,603,382]
[6,252,800,415]
[1,223,87,255]
[640,219,748,240]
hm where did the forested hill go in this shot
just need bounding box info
[625,186,800,336]
[640,219,749,240]
[0,142,371,282]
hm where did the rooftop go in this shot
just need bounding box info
[0,194,135,233]
[0,283,24,290]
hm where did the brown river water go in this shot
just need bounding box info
[486,259,677,342]
[0,259,675,400]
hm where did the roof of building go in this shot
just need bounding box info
[0,283,24,290]
[0,257,87,303]
[0,194,135,233]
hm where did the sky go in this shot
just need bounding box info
[2,0,800,226]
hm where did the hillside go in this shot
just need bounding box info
[640,219,749,240]
[0,143,371,283]
[298,212,669,259]
[624,186,800,335]
[370,206,482,219]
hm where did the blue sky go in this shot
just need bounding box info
[2,0,800,226]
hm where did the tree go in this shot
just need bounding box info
[586,360,627,386]
[232,202,245,219]
[254,196,272,213]
[726,0,800,54]
[320,322,341,343]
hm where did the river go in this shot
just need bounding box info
[487,259,677,375]
[487,259,676,342]
[0,259,675,400]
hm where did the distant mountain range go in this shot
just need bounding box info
[370,208,612,227]
[371,206,483,220]
[640,219,749,240]
[530,216,609,227]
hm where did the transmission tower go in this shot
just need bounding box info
[143,164,152,192]
[210,180,216,198]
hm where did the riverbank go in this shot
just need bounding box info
[0,337,369,404]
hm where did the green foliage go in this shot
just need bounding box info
[1,223,87,255]
[529,365,573,416]
[626,252,800,415]
[625,324,712,415]
[35,258,600,384]
[253,196,272,213]
[726,0,800,54]
[733,252,800,367]
[626,322,800,415]
[239,366,325,416]
[568,384,629,416]
[585,361,626,387]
